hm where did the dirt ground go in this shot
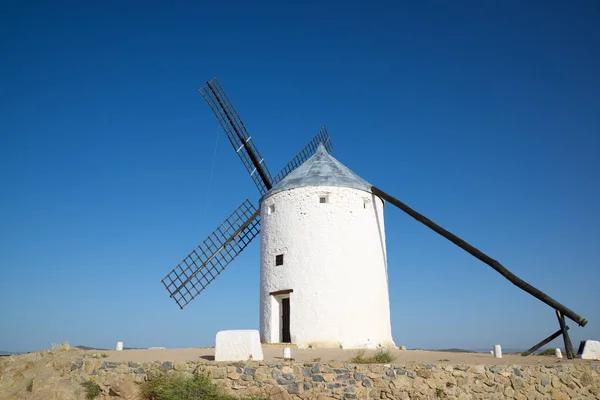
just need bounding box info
[97,346,590,365]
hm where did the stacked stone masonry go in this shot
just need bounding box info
[2,353,599,399]
[67,359,600,399]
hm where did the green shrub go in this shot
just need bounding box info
[81,380,101,400]
[140,372,265,400]
[538,348,563,356]
[350,348,395,364]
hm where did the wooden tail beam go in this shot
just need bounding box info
[371,186,588,327]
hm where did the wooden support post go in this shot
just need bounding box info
[556,310,575,359]
[521,326,570,356]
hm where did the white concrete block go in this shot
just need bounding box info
[555,348,562,358]
[579,340,600,360]
[493,344,502,358]
[116,341,123,351]
[215,330,263,362]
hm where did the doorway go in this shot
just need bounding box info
[281,297,291,343]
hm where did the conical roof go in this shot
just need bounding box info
[262,144,372,199]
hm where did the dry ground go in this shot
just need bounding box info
[96,346,590,365]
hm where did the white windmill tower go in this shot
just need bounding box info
[259,144,395,349]
[162,78,588,357]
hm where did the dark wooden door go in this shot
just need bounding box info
[281,298,291,343]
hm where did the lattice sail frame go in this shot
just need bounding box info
[161,199,260,309]
[199,79,273,195]
[272,126,333,185]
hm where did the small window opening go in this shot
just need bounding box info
[319,196,328,204]
[275,254,284,266]
[268,204,275,215]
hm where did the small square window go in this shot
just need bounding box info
[319,196,328,204]
[268,204,275,215]
[275,254,284,266]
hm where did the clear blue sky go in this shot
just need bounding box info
[1,1,598,353]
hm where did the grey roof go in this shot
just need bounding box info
[262,144,372,200]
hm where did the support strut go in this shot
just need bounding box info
[371,186,587,327]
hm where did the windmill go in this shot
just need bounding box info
[162,78,588,354]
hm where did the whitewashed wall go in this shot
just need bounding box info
[259,185,395,349]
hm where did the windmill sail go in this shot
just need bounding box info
[199,78,273,195]
[162,199,260,309]
[272,126,333,185]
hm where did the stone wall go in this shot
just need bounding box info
[73,359,600,399]
[2,353,599,400]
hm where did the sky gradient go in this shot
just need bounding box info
[1,1,599,353]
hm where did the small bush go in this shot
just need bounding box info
[26,380,33,392]
[538,348,563,356]
[51,341,72,352]
[81,380,101,400]
[140,372,265,400]
[350,348,395,364]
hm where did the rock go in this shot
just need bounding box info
[271,369,282,378]
[254,372,268,382]
[227,371,240,380]
[417,369,432,379]
[211,367,226,379]
[267,386,292,400]
[70,359,83,371]
[108,380,138,398]
[488,365,503,374]
[541,377,551,386]
[159,362,173,372]
[317,395,337,400]
[214,330,264,362]
[372,377,386,388]
[276,377,293,385]
[282,373,294,381]
[287,383,300,394]
[322,373,335,382]
[580,371,593,386]
[551,389,570,400]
